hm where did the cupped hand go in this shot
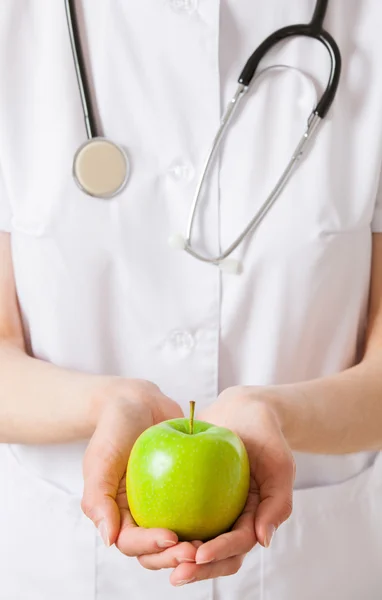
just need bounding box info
[167,387,295,586]
[81,378,197,566]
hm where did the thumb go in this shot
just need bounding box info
[81,398,152,546]
[81,477,121,547]
[254,445,295,548]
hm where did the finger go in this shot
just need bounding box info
[255,492,293,548]
[137,542,197,570]
[116,506,178,556]
[82,398,152,545]
[81,479,121,547]
[195,509,256,564]
[170,555,245,586]
[255,450,295,547]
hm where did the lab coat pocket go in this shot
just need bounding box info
[0,445,96,600]
[9,187,67,238]
[262,453,382,600]
[10,210,54,237]
[9,163,85,239]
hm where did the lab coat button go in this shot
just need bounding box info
[168,330,195,351]
[168,162,194,183]
[169,0,198,15]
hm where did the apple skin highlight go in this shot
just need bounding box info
[126,413,250,542]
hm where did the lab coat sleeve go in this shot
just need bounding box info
[372,171,382,232]
[372,209,382,232]
[0,165,12,232]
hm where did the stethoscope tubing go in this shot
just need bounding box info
[183,0,341,267]
[65,0,97,139]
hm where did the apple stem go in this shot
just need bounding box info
[189,401,195,435]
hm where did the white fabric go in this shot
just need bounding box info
[1,0,382,598]
[0,165,12,232]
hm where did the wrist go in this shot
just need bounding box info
[87,376,118,430]
[254,386,295,443]
[87,376,167,430]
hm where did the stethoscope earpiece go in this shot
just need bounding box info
[168,234,187,251]
[218,259,241,275]
[73,138,129,199]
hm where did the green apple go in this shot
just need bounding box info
[126,402,250,542]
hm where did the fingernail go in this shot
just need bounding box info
[175,578,196,587]
[176,557,195,564]
[98,520,110,547]
[196,558,215,565]
[157,539,177,549]
[264,525,276,548]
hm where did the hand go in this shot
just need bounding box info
[166,387,295,586]
[81,379,198,565]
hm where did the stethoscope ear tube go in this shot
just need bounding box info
[315,31,341,118]
[238,25,341,119]
[174,100,322,271]
[177,0,343,270]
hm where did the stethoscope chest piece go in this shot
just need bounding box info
[73,138,129,199]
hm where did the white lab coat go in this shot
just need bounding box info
[0,1,382,598]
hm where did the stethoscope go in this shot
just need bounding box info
[65,0,341,273]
